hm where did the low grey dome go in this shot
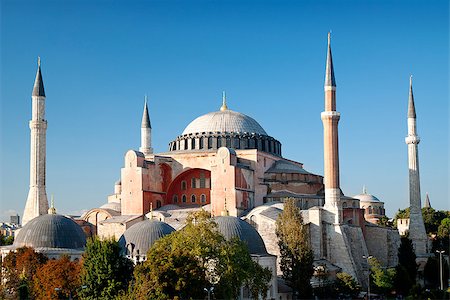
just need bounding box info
[14,214,86,249]
[119,220,175,256]
[100,202,121,212]
[353,193,380,202]
[215,216,267,255]
[182,110,267,136]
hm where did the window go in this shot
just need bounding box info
[201,194,206,203]
[181,180,187,190]
[191,195,196,203]
[173,195,178,203]
[199,137,204,149]
[182,194,187,203]
[342,202,347,208]
[200,172,206,188]
[191,178,197,188]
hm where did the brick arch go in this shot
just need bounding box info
[166,168,211,207]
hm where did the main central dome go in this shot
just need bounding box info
[182,110,268,136]
[168,96,282,157]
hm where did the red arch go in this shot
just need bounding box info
[165,168,211,207]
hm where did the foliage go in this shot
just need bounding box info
[79,237,133,300]
[376,215,392,227]
[32,255,81,300]
[276,198,314,299]
[437,217,450,239]
[393,207,450,235]
[334,272,361,298]
[394,237,417,296]
[128,210,271,300]
[368,257,395,295]
[424,254,449,290]
[0,234,14,246]
[1,247,48,299]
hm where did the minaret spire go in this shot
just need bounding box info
[139,95,153,155]
[424,193,431,208]
[321,32,342,223]
[23,58,49,225]
[220,91,228,111]
[405,76,428,255]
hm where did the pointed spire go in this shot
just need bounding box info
[363,185,367,194]
[424,193,431,208]
[48,194,56,214]
[408,75,416,118]
[32,56,45,97]
[324,32,336,88]
[149,202,153,219]
[221,188,229,216]
[220,91,228,111]
[141,94,151,128]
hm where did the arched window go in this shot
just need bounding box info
[191,139,195,150]
[200,194,206,203]
[156,200,161,208]
[208,137,213,149]
[217,138,222,147]
[199,137,204,149]
[191,195,196,203]
[181,180,187,190]
[173,195,178,203]
[182,194,187,203]
[342,202,347,208]
[191,178,197,188]
[226,137,231,147]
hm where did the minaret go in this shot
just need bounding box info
[139,95,153,155]
[23,57,49,225]
[424,193,431,208]
[405,76,427,255]
[321,33,342,223]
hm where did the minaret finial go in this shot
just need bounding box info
[220,91,228,111]
[38,56,41,67]
[149,202,153,219]
[408,75,416,118]
[363,185,367,194]
[221,188,229,216]
[48,194,56,214]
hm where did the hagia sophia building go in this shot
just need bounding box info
[1,34,430,299]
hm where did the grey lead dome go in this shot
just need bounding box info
[215,216,268,255]
[14,214,86,249]
[182,110,268,136]
[119,220,175,256]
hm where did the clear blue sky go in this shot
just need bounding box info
[1,0,448,221]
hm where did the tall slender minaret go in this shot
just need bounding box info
[23,58,49,225]
[405,76,428,255]
[321,33,342,224]
[139,95,153,155]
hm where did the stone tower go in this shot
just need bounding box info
[321,33,342,224]
[139,95,153,155]
[405,76,428,255]
[23,58,49,225]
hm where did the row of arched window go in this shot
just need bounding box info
[172,194,207,204]
[181,175,209,190]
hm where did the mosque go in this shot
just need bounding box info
[2,34,431,298]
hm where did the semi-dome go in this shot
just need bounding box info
[118,219,175,257]
[182,110,268,136]
[215,216,268,255]
[14,214,86,249]
[100,202,121,212]
[169,101,282,156]
[353,193,380,202]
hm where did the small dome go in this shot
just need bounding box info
[182,110,267,136]
[118,220,175,256]
[14,214,86,249]
[353,193,380,202]
[100,202,121,212]
[215,216,267,255]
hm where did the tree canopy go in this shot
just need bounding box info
[394,236,417,296]
[368,257,395,295]
[276,198,314,299]
[127,210,271,300]
[79,237,133,300]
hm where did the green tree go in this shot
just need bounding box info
[394,237,417,296]
[368,257,395,295]
[129,210,271,300]
[437,217,450,239]
[79,237,133,300]
[334,272,361,298]
[276,198,314,299]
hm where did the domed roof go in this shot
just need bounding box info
[353,193,380,202]
[14,214,86,249]
[215,216,267,255]
[182,109,268,136]
[118,220,175,256]
[100,202,121,212]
